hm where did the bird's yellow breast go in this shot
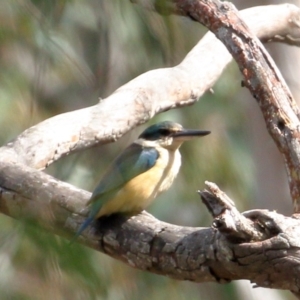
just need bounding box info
[97,148,181,217]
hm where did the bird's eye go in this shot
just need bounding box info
[159,129,171,136]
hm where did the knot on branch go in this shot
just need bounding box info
[199,181,282,243]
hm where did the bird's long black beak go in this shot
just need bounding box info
[172,129,210,140]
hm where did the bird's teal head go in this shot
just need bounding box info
[138,121,210,149]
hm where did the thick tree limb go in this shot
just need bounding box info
[1,1,300,296]
[2,161,300,292]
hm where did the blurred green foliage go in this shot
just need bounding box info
[0,1,292,300]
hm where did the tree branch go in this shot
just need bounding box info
[2,160,300,292]
[135,0,300,212]
[194,0,300,212]
[1,4,299,170]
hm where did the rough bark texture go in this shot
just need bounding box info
[1,1,300,297]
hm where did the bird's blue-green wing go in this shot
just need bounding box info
[90,143,158,201]
[73,143,159,240]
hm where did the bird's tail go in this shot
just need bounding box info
[70,216,94,244]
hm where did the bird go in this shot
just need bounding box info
[74,121,210,239]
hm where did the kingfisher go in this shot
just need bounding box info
[74,121,210,239]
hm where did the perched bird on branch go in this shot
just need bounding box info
[74,121,210,239]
